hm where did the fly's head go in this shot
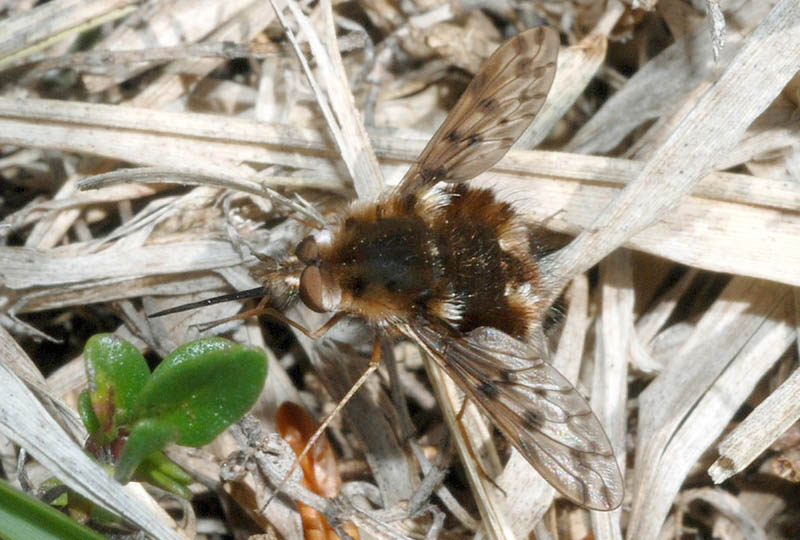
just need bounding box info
[295,231,342,314]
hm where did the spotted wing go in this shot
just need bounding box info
[405,324,623,511]
[398,27,559,196]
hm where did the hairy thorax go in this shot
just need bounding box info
[316,184,544,341]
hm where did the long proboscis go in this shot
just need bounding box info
[147,287,267,318]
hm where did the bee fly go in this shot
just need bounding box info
[153,26,623,510]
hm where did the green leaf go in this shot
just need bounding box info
[62,492,123,529]
[83,334,150,444]
[133,338,268,448]
[38,478,68,508]
[0,477,108,540]
[145,468,193,500]
[115,418,178,484]
[77,390,100,439]
[135,456,193,500]
[141,451,193,485]
[133,452,193,499]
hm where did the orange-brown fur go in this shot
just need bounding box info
[316,184,543,341]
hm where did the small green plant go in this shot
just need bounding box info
[78,334,268,498]
[0,477,108,540]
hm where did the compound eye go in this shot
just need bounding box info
[299,265,327,312]
[295,236,319,265]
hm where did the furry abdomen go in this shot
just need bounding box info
[322,185,543,340]
[432,185,542,339]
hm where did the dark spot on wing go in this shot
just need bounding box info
[516,57,534,75]
[447,130,459,142]
[523,410,544,430]
[477,381,500,399]
[512,35,525,54]
[479,98,499,112]
[469,135,481,146]
[501,369,516,383]
[421,166,447,183]
[533,63,554,79]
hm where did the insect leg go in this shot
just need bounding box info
[455,395,470,422]
[253,304,345,340]
[266,337,383,507]
[195,299,344,338]
[452,398,506,496]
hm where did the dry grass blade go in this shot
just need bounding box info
[590,252,632,539]
[546,0,800,301]
[565,27,740,155]
[709,365,800,484]
[129,0,283,108]
[81,0,256,93]
[629,279,794,539]
[271,0,384,199]
[0,0,137,68]
[679,488,767,540]
[3,98,797,286]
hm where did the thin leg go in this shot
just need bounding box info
[197,297,344,339]
[452,398,506,495]
[263,337,382,509]
[455,395,470,423]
